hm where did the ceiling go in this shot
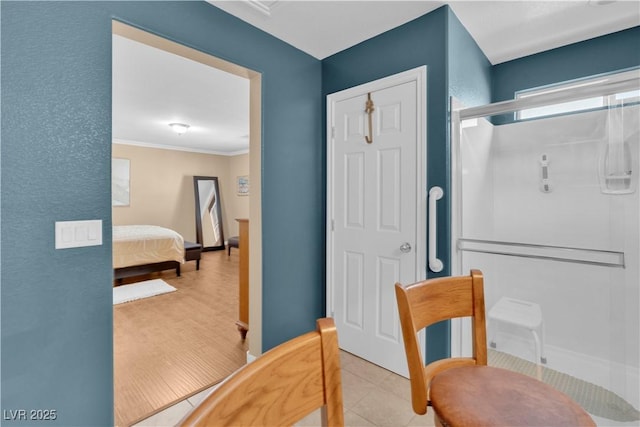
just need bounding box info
[112,1,639,154]
[210,1,640,63]
[112,34,250,155]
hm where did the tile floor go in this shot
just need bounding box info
[133,350,435,427]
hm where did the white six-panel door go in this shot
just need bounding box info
[327,67,426,377]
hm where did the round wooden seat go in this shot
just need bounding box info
[430,365,595,427]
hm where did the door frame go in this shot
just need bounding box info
[112,21,263,358]
[326,66,428,362]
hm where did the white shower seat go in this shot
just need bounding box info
[488,297,547,369]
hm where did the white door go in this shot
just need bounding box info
[327,67,426,377]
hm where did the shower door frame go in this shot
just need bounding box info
[449,72,640,358]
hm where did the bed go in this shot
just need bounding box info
[113,225,185,281]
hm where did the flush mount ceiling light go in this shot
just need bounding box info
[169,123,190,135]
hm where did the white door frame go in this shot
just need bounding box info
[450,96,467,358]
[326,66,428,362]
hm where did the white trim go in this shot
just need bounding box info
[449,97,465,358]
[326,65,428,353]
[112,138,249,157]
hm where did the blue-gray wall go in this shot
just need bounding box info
[322,6,491,362]
[447,10,492,108]
[492,26,640,103]
[1,2,322,425]
[2,1,635,425]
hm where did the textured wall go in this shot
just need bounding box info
[1,2,322,425]
[492,26,640,104]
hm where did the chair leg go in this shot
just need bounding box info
[540,319,547,364]
[531,329,542,380]
[489,318,497,349]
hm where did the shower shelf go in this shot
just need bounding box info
[457,238,625,268]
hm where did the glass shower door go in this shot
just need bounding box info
[451,81,639,426]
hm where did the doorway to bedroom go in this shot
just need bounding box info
[111,21,262,426]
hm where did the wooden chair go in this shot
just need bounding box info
[395,270,595,427]
[179,318,345,427]
[395,269,487,415]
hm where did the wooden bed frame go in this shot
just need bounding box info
[114,261,181,282]
[113,241,202,283]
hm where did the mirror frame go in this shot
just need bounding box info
[193,176,225,251]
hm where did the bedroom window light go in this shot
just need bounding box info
[169,122,190,135]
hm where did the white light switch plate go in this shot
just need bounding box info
[55,220,103,249]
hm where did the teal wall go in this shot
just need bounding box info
[492,26,640,103]
[2,1,634,424]
[447,10,492,108]
[322,6,491,362]
[1,2,322,425]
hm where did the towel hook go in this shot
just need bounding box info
[365,92,375,144]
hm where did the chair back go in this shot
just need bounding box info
[395,269,487,414]
[179,318,344,427]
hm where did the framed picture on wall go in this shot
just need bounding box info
[237,175,249,196]
[112,158,130,206]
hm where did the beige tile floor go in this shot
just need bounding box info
[133,350,435,427]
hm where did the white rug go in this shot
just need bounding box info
[113,279,177,305]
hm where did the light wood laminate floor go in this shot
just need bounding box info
[114,250,247,427]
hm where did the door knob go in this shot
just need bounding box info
[400,242,412,253]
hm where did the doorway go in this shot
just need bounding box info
[111,21,263,424]
[326,67,427,376]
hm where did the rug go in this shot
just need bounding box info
[489,349,640,422]
[113,279,177,305]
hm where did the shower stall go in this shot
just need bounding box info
[451,70,639,426]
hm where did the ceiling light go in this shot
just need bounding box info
[169,123,190,135]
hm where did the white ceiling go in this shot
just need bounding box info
[112,34,250,155]
[112,1,639,154]
[210,0,640,63]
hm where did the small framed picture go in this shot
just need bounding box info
[237,175,249,196]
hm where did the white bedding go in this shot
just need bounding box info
[113,225,184,269]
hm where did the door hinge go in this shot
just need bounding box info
[331,219,335,231]
[331,126,335,139]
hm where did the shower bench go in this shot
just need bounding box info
[488,297,546,377]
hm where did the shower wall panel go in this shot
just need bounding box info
[458,104,639,410]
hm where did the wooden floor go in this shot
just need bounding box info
[114,250,247,427]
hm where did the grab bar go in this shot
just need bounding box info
[457,238,625,268]
[428,186,444,272]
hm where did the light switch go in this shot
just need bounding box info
[55,220,103,249]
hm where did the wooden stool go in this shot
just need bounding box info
[430,365,595,427]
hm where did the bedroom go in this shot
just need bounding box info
[111,28,252,426]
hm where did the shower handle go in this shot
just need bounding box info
[428,186,444,273]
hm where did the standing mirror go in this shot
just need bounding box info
[194,176,225,251]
